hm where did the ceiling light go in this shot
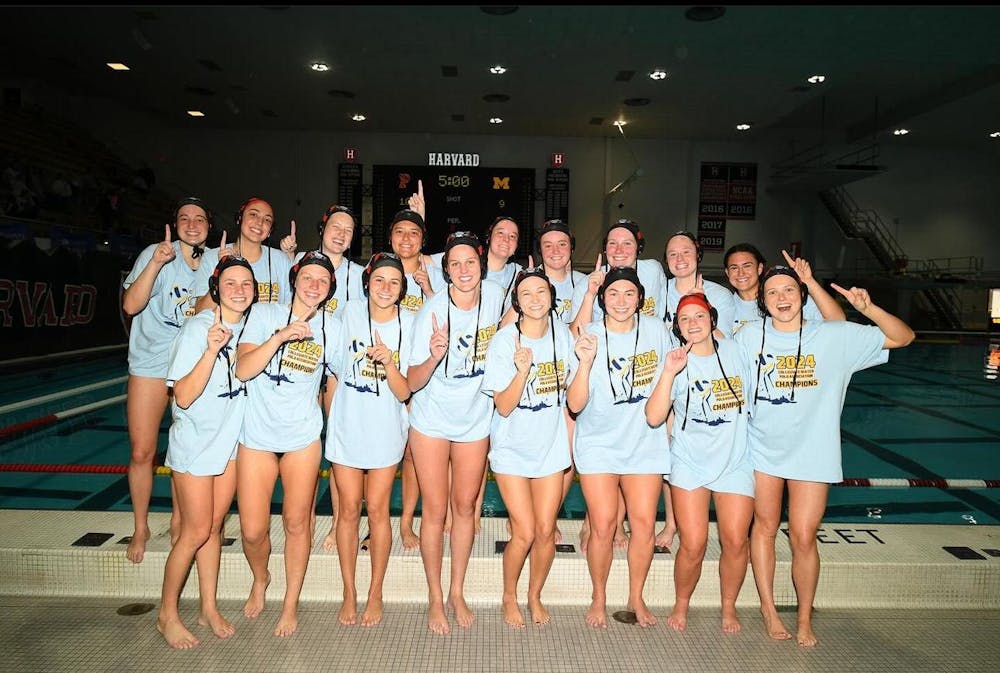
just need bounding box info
[186,110,205,117]
[649,69,668,81]
[310,62,329,72]
[736,122,752,131]
[612,120,627,128]
[489,65,507,75]
[489,117,503,124]
[893,128,909,136]
[107,63,130,71]
[807,74,826,84]
[352,114,366,122]
[989,131,1000,138]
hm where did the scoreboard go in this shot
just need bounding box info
[371,165,535,259]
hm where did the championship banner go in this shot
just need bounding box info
[697,162,757,253]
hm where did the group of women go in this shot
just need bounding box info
[123,193,914,650]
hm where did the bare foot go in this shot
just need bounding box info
[321,527,336,552]
[197,610,235,639]
[401,527,420,550]
[339,595,357,625]
[157,616,199,649]
[585,598,607,628]
[244,571,270,619]
[761,608,792,640]
[721,606,742,633]
[797,622,818,647]
[273,608,298,637]
[613,524,629,550]
[667,603,688,631]
[361,597,384,627]
[529,597,550,625]
[125,527,150,564]
[502,597,525,628]
[449,595,476,629]
[427,602,450,635]
[578,526,591,554]
[654,522,676,550]
[631,599,657,628]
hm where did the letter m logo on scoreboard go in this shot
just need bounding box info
[492,176,510,190]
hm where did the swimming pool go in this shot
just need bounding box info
[1,343,997,525]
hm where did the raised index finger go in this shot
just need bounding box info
[828,282,851,299]
[781,249,796,267]
[213,305,222,325]
[290,220,296,237]
[595,253,602,271]
[417,179,423,198]
[431,314,439,332]
[219,230,227,250]
[164,224,171,242]
[374,330,383,345]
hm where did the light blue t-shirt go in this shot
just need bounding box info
[550,270,588,324]
[165,310,247,476]
[192,244,291,304]
[238,302,335,452]
[293,253,364,318]
[400,266,445,315]
[123,241,200,377]
[735,319,889,483]
[325,300,414,469]
[569,258,667,325]
[731,293,823,335]
[666,339,753,495]
[408,280,505,441]
[481,321,573,478]
[664,277,737,339]
[572,314,670,475]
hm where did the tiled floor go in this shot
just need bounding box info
[2,595,998,673]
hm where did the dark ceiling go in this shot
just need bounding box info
[2,5,999,149]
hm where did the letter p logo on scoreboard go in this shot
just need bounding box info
[492,176,510,190]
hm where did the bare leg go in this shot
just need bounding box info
[195,460,238,639]
[613,488,629,550]
[715,491,754,634]
[273,442,321,637]
[527,473,563,626]
[156,470,212,649]
[408,429,452,635]
[473,464,488,535]
[361,465,396,627]
[667,485,710,632]
[654,480,677,550]
[750,471,792,640]
[399,444,421,549]
[786,480,829,647]
[579,474,619,628]
[495,473,533,629]
[125,375,168,563]
[620,474,661,627]
[236,445,278,620]
[322,469,340,552]
[333,464,364,625]
[446,438,489,629]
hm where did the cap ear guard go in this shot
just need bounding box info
[441,232,487,284]
[318,204,356,236]
[534,219,576,258]
[597,266,645,314]
[755,266,808,319]
[289,251,337,305]
[601,219,645,256]
[510,267,557,315]
[362,252,407,304]
[671,304,718,343]
[208,256,259,307]
[667,231,703,264]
